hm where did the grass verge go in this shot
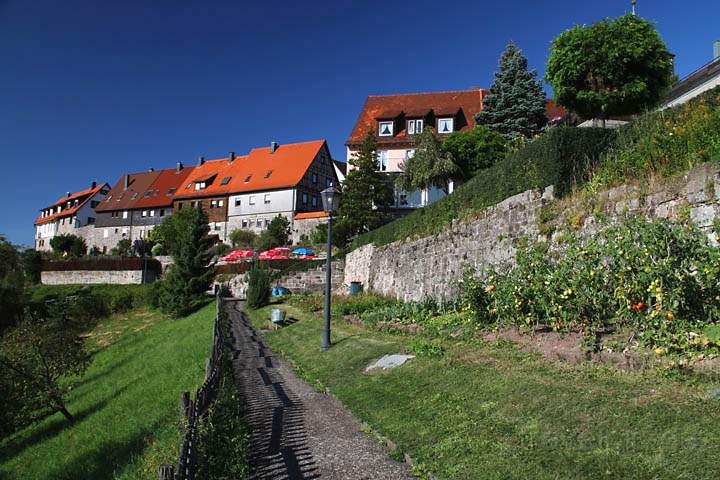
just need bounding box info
[0,303,216,480]
[246,302,720,480]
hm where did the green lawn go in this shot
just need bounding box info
[0,303,216,480]
[247,303,720,480]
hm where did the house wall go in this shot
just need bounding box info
[228,188,295,217]
[292,216,328,243]
[343,163,720,303]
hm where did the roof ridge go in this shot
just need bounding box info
[367,88,485,98]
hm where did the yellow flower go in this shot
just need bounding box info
[655,347,665,355]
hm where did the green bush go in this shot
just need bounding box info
[246,266,271,309]
[330,293,399,316]
[465,217,720,356]
[353,127,617,248]
[588,85,720,191]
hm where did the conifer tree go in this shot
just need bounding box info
[337,131,394,240]
[158,207,215,317]
[476,42,548,138]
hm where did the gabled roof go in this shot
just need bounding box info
[346,88,488,145]
[174,140,328,199]
[133,166,196,209]
[35,183,109,225]
[95,170,161,212]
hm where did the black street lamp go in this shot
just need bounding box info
[320,185,341,350]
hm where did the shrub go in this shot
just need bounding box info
[256,216,290,251]
[246,266,271,309]
[228,229,258,249]
[443,126,507,178]
[110,238,132,256]
[588,85,720,191]
[467,217,720,356]
[353,127,617,248]
[50,234,87,258]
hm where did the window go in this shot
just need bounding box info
[264,194,271,204]
[326,177,332,188]
[244,175,252,183]
[437,118,454,133]
[104,229,109,238]
[159,209,165,217]
[195,182,206,191]
[131,192,138,199]
[142,210,147,217]
[249,196,255,205]
[264,170,273,179]
[311,173,318,184]
[220,176,231,185]
[213,222,221,231]
[264,219,270,228]
[302,193,308,204]
[210,200,218,208]
[185,183,192,190]
[90,200,99,208]
[123,210,129,219]
[235,198,241,207]
[405,149,415,160]
[167,188,176,196]
[311,196,318,207]
[377,150,388,171]
[378,121,394,136]
[177,202,184,209]
[407,119,423,135]
[256,219,262,228]
[190,201,197,208]
[114,228,119,233]
[218,200,224,207]
[88,217,95,224]
[149,210,155,217]
[242,220,248,228]
[144,191,152,197]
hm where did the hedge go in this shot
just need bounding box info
[352,127,617,248]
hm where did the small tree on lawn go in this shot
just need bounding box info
[246,264,271,309]
[50,234,87,258]
[158,208,216,317]
[396,127,459,195]
[337,131,394,241]
[442,126,507,178]
[0,300,90,425]
[546,14,674,122]
[228,229,258,249]
[256,216,290,251]
[476,42,548,139]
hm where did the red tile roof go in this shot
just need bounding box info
[133,166,196,209]
[346,88,488,145]
[95,170,161,212]
[35,183,109,225]
[175,140,327,199]
[294,211,329,220]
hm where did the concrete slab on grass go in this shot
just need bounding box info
[365,354,415,373]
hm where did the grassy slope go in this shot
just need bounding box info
[0,303,215,480]
[247,303,720,480]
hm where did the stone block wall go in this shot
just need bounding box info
[344,163,720,303]
[41,269,158,285]
[223,260,345,297]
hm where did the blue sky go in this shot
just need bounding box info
[2,0,718,246]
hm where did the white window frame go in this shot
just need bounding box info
[142,210,147,217]
[218,200,224,207]
[437,117,454,134]
[378,121,394,136]
[405,149,415,161]
[210,200,218,208]
[264,194,271,204]
[150,210,155,217]
[407,119,424,135]
[242,219,248,228]
[123,210,128,219]
[377,150,388,172]
[249,195,256,205]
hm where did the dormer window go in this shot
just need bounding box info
[195,181,206,191]
[244,175,252,183]
[166,188,176,196]
[437,118,454,134]
[378,121,394,136]
[220,176,231,185]
[407,119,423,135]
[264,170,273,179]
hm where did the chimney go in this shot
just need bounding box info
[271,141,279,153]
[91,180,97,189]
[123,174,130,190]
[228,151,236,165]
[197,156,205,166]
[148,167,154,172]
[714,40,720,60]
[66,191,71,197]
[176,161,183,173]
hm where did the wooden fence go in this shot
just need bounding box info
[158,293,226,480]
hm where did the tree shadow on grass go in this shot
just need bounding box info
[0,383,132,464]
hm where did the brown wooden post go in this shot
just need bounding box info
[180,391,190,419]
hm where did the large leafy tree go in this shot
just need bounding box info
[476,42,548,138]
[49,234,87,258]
[442,126,507,178]
[396,127,459,194]
[257,215,290,251]
[0,236,24,334]
[546,14,674,121]
[158,207,216,317]
[337,131,394,241]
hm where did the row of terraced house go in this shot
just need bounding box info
[35,87,564,252]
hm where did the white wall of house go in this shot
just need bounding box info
[228,188,295,217]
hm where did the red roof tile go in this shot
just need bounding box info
[133,166,196,209]
[35,183,109,225]
[95,170,161,212]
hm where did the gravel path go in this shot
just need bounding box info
[227,301,412,480]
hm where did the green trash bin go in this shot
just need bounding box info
[349,281,363,296]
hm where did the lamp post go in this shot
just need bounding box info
[320,185,341,350]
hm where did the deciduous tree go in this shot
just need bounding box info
[396,127,459,194]
[546,14,674,121]
[442,126,507,178]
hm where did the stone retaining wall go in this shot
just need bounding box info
[224,260,345,297]
[344,163,720,302]
[41,269,159,285]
